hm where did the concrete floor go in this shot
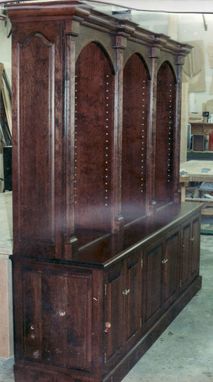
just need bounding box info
[0,234,213,382]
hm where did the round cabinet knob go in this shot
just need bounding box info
[104,322,111,334]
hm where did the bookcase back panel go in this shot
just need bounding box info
[155,61,176,204]
[75,42,114,243]
[122,54,150,222]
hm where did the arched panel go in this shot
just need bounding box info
[74,42,114,245]
[18,33,56,245]
[122,53,150,223]
[75,39,116,74]
[155,61,176,204]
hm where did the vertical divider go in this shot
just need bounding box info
[173,56,185,203]
[63,28,79,258]
[148,47,160,215]
[111,35,127,234]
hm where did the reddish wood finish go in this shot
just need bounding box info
[122,54,150,222]
[12,21,64,258]
[7,2,200,382]
[75,42,114,244]
[155,61,176,204]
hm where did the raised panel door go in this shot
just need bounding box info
[16,262,93,372]
[162,230,180,306]
[191,216,201,278]
[143,241,163,330]
[104,262,125,365]
[125,252,142,349]
[181,221,192,289]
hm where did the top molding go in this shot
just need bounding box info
[7,0,191,57]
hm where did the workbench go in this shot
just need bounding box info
[180,160,213,215]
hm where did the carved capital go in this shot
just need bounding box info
[113,35,127,50]
[176,55,186,66]
[65,20,81,37]
[150,46,160,58]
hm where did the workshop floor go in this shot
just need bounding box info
[0,235,213,382]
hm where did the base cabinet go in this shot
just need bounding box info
[12,207,202,382]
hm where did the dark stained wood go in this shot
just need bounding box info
[162,230,180,307]
[191,216,201,278]
[75,42,114,245]
[143,241,163,331]
[104,262,125,365]
[122,54,150,222]
[12,21,64,259]
[8,2,200,382]
[124,252,142,349]
[181,220,192,289]
[15,261,94,371]
[155,61,176,204]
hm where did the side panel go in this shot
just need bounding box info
[12,22,64,258]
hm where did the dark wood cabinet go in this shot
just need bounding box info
[163,230,180,306]
[180,215,201,290]
[8,1,202,381]
[143,240,163,330]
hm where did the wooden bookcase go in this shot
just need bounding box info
[8,2,202,381]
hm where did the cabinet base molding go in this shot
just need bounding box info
[13,276,201,382]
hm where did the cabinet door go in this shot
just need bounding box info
[14,262,94,372]
[191,216,201,278]
[104,252,143,366]
[143,241,163,330]
[104,262,125,365]
[180,215,200,289]
[162,230,180,307]
[181,221,192,289]
[125,252,142,350]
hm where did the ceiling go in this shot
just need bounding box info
[85,0,213,13]
[0,0,213,13]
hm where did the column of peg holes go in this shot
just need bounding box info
[74,74,78,206]
[167,82,175,184]
[140,79,147,195]
[155,62,176,203]
[104,74,110,208]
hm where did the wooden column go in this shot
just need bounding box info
[63,21,80,258]
[148,46,160,214]
[173,56,185,203]
[111,35,126,233]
